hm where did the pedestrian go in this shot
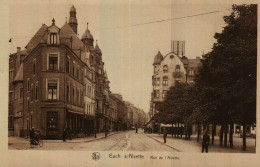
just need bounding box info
[163,128,168,143]
[105,128,109,138]
[202,130,210,153]
[30,127,35,147]
[62,128,67,142]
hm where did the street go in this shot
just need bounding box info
[8,130,175,151]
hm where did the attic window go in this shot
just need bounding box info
[170,55,174,59]
[50,33,57,44]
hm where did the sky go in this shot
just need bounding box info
[8,0,233,113]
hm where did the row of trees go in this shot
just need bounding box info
[154,4,257,151]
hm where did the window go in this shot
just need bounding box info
[189,70,194,76]
[156,90,160,98]
[19,88,23,98]
[9,70,14,83]
[27,79,30,91]
[27,100,29,113]
[66,60,70,73]
[163,90,167,98]
[35,85,38,100]
[81,91,83,106]
[156,77,160,85]
[163,76,168,86]
[170,55,174,59]
[72,65,75,77]
[47,112,58,134]
[48,82,57,100]
[66,85,69,102]
[31,86,34,101]
[33,62,36,75]
[84,84,87,96]
[163,65,168,72]
[72,88,75,104]
[50,33,57,44]
[76,90,79,105]
[49,54,58,70]
[175,65,180,72]
[77,69,79,79]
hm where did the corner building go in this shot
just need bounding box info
[149,41,202,132]
[13,6,100,139]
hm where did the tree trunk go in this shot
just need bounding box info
[224,124,228,147]
[185,124,188,139]
[177,123,180,138]
[243,124,246,151]
[229,122,234,148]
[197,123,200,142]
[188,124,191,140]
[220,125,223,146]
[180,123,183,138]
[172,124,173,137]
[175,123,177,138]
[212,123,215,145]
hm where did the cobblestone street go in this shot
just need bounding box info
[8,130,174,151]
[9,130,255,153]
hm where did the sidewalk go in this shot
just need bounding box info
[146,133,256,153]
[8,131,120,145]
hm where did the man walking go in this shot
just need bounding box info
[163,128,168,143]
[202,130,210,153]
[62,128,67,142]
[135,124,138,134]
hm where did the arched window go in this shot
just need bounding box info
[163,65,168,72]
[175,65,180,72]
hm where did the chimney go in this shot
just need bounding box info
[17,47,21,53]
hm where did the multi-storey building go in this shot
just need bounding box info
[112,94,127,130]
[8,5,149,138]
[8,48,27,136]
[125,101,134,129]
[149,41,201,130]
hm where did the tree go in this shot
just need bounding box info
[195,4,257,150]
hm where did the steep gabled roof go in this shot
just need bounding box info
[60,23,84,57]
[188,59,202,68]
[25,24,48,51]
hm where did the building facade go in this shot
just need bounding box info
[149,41,201,131]
[8,5,149,139]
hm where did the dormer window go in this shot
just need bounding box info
[50,33,57,44]
[163,65,168,72]
[175,65,180,72]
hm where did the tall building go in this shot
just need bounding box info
[7,5,113,139]
[149,41,202,130]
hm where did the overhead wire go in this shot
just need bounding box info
[9,8,231,40]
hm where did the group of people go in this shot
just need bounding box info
[162,128,210,153]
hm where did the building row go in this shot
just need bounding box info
[8,5,148,139]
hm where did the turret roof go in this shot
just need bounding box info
[153,51,163,64]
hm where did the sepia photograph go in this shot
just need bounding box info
[2,0,259,166]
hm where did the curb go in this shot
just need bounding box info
[66,132,118,143]
[146,134,182,152]
[9,132,121,144]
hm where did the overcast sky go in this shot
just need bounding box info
[8,0,232,113]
